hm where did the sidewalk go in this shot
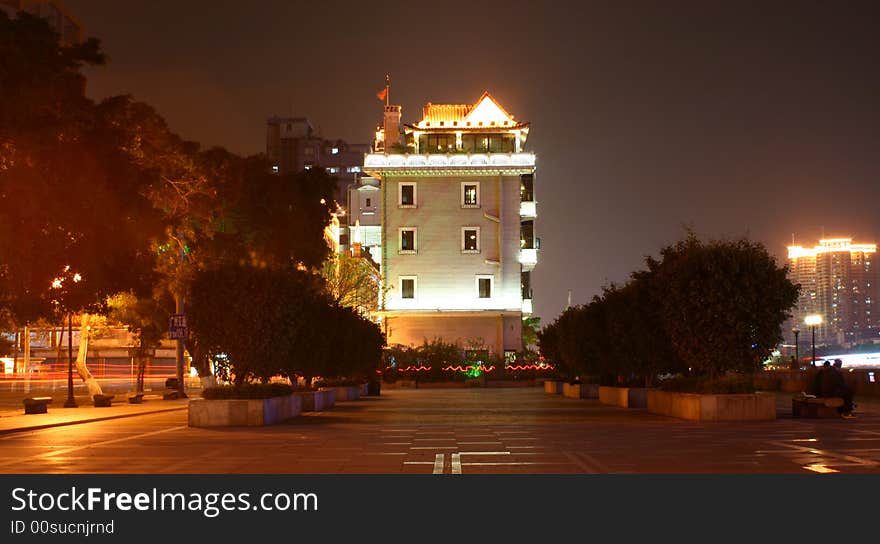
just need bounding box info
[0,393,193,435]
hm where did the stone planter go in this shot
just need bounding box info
[294,389,335,412]
[563,383,599,399]
[598,386,648,408]
[188,394,302,427]
[544,380,564,394]
[333,385,361,401]
[647,390,776,421]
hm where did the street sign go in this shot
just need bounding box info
[169,313,188,340]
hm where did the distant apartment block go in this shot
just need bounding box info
[787,238,879,347]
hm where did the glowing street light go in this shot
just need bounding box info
[51,266,82,408]
[805,314,823,367]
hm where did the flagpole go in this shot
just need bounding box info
[385,74,390,106]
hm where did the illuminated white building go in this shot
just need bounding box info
[787,238,879,346]
[363,92,537,359]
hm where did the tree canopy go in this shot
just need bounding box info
[539,234,799,386]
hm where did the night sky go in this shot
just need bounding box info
[67,1,880,323]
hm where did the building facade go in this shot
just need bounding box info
[363,92,537,359]
[787,238,879,347]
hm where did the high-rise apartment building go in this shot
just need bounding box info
[787,238,879,347]
[363,92,537,359]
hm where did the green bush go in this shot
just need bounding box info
[201,383,294,399]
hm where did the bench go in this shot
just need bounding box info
[792,395,844,418]
[23,397,53,414]
[92,394,115,407]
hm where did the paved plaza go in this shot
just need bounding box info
[2,388,880,474]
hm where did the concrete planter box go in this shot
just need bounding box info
[647,390,776,421]
[333,385,361,401]
[188,394,302,427]
[598,386,648,408]
[544,380,564,394]
[294,389,335,412]
[563,383,599,399]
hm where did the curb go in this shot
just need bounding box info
[0,405,188,436]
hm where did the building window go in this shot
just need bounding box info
[462,227,480,253]
[520,174,534,202]
[461,182,480,208]
[272,165,279,174]
[365,198,372,207]
[331,147,339,154]
[476,275,493,299]
[399,228,417,254]
[326,167,339,174]
[504,350,517,365]
[347,166,361,173]
[417,134,456,153]
[400,276,417,299]
[399,182,417,208]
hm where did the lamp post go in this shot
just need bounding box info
[63,312,77,408]
[792,327,800,365]
[805,315,823,367]
[52,267,81,408]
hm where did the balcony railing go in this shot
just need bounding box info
[520,248,538,271]
[364,152,535,170]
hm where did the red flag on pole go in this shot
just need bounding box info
[376,87,388,102]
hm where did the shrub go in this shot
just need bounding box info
[201,383,294,399]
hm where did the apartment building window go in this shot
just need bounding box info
[476,275,493,299]
[326,167,339,174]
[520,174,534,202]
[400,276,417,299]
[399,182,417,208]
[462,227,480,253]
[461,182,480,208]
[399,228,417,254]
[347,166,362,173]
[365,198,372,207]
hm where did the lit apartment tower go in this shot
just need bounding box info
[787,238,879,346]
[363,92,537,360]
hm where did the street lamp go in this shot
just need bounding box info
[63,312,77,408]
[791,327,800,366]
[804,315,823,367]
[52,267,81,408]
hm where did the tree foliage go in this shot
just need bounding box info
[187,265,383,385]
[540,234,799,386]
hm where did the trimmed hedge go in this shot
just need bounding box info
[201,383,294,400]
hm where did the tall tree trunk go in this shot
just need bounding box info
[75,313,103,396]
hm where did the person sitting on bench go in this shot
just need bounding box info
[826,360,855,417]
[809,361,832,396]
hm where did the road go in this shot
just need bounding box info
[2,388,880,474]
